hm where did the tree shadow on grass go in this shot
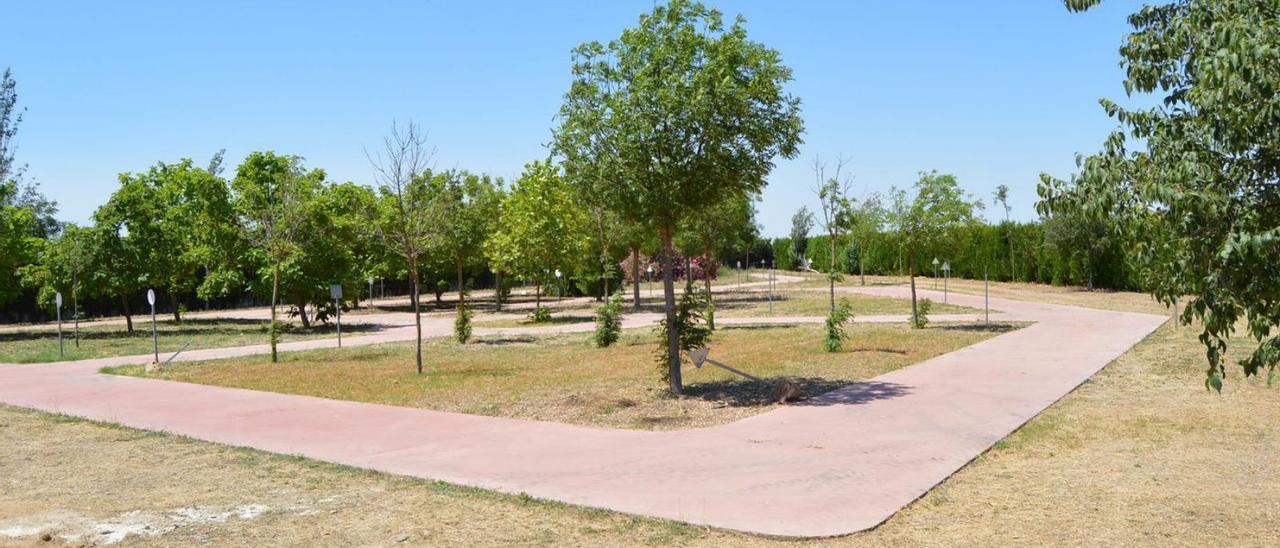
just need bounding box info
[0,319,383,343]
[715,324,800,332]
[932,322,1020,334]
[683,377,910,408]
[470,336,539,346]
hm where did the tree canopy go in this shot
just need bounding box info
[1039,0,1280,390]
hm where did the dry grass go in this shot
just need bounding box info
[106,323,1003,431]
[5,320,1277,546]
[712,289,976,318]
[7,280,1275,546]
[0,318,380,364]
[857,274,1172,315]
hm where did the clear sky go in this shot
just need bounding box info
[3,0,1145,237]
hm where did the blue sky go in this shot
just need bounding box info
[3,0,1144,236]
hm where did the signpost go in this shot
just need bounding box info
[147,288,158,364]
[736,260,742,289]
[55,292,64,358]
[932,257,940,289]
[942,261,951,303]
[554,269,563,302]
[331,284,343,347]
[646,264,654,299]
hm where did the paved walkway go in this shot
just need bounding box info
[0,287,1166,538]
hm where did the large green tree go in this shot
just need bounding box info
[890,171,983,327]
[100,159,238,322]
[485,160,589,312]
[426,170,501,307]
[0,182,39,306]
[1040,0,1280,389]
[554,0,803,393]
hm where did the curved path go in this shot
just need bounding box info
[0,286,1167,538]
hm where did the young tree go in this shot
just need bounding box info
[848,192,886,286]
[890,171,982,327]
[369,122,434,374]
[232,151,319,363]
[993,184,1015,279]
[812,156,854,310]
[680,192,758,302]
[485,160,589,313]
[555,0,803,393]
[789,206,815,268]
[20,224,97,343]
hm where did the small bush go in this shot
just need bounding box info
[528,306,552,323]
[593,291,624,347]
[913,298,932,329]
[706,301,716,331]
[824,298,854,352]
[454,299,472,344]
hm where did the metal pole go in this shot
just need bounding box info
[984,265,989,324]
[151,299,158,364]
[768,266,774,315]
[56,303,63,358]
[336,298,342,347]
[944,270,948,303]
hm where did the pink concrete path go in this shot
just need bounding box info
[0,287,1167,538]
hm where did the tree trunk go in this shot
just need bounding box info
[410,260,423,374]
[535,282,542,310]
[859,238,867,286]
[270,259,281,363]
[631,246,641,311]
[661,227,682,395]
[296,295,311,328]
[909,252,919,328]
[170,291,181,323]
[121,294,134,333]
[598,212,609,302]
[457,261,465,307]
[495,271,504,311]
[72,280,80,348]
[829,232,837,312]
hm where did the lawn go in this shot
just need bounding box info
[711,289,978,317]
[0,318,380,364]
[106,322,1011,430]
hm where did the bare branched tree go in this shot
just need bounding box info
[813,155,855,311]
[368,121,434,374]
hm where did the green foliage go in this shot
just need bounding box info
[454,298,472,344]
[654,277,712,382]
[1041,0,1280,389]
[528,306,552,323]
[824,298,853,352]
[485,160,589,292]
[789,206,814,265]
[913,298,932,329]
[593,291,624,347]
[706,300,716,332]
[0,182,40,306]
[554,0,803,393]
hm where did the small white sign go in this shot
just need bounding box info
[146,289,156,306]
[942,262,951,272]
[330,284,343,299]
[55,292,62,307]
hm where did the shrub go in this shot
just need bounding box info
[454,299,472,344]
[594,291,624,347]
[654,278,712,382]
[528,306,552,323]
[824,298,853,352]
[913,298,932,329]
